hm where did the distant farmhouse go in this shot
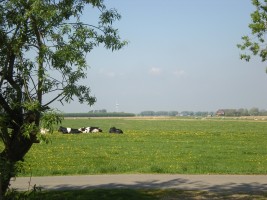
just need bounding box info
[216,109,225,116]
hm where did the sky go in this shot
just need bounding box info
[51,0,267,114]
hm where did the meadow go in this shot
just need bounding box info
[13,117,267,176]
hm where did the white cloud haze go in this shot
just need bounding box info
[149,67,162,76]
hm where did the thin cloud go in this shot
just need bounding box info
[106,72,116,78]
[98,69,116,78]
[173,69,186,77]
[149,67,162,76]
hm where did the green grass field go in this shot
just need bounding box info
[12,117,267,176]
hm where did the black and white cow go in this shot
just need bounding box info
[109,127,123,134]
[78,127,102,133]
[58,126,81,134]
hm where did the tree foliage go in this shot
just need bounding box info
[0,0,127,195]
[237,0,267,65]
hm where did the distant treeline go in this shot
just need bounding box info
[62,107,267,118]
[63,112,136,117]
[139,111,213,117]
[139,111,179,116]
[139,108,267,117]
[217,108,267,116]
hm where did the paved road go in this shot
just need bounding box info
[9,174,267,192]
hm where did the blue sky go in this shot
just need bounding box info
[52,0,267,114]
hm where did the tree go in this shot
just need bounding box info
[238,108,249,116]
[140,111,155,116]
[0,0,127,195]
[237,0,267,64]
[155,111,169,116]
[168,111,178,116]
[249,107,260,116]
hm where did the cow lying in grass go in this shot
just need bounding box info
[78,127,102,133]
[58,126,81,134]
[109,127,123,134]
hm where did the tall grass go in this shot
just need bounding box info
[3,118,267,176]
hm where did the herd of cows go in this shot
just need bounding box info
[57,126,123,134]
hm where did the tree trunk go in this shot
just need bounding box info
[0,153,16,196]
[0,173,2,200]
[0,132,33,196]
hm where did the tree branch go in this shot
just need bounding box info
[30,15,44,109]
[61,22,104,33]
[0,94,12,115]
[43,91,64,107]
